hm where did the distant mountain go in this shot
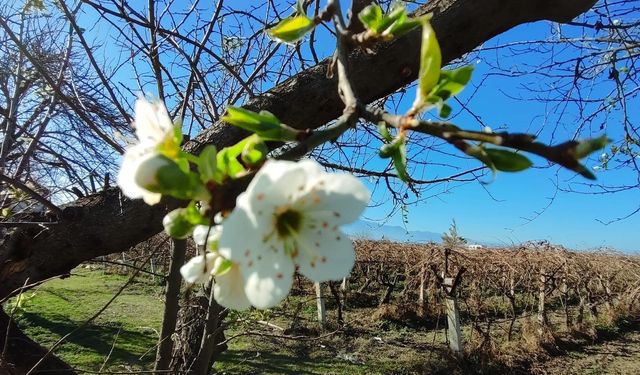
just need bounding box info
[343,220,443,243]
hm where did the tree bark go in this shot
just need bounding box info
[154,239,186,373]
[190,287,226,375]
[170,293,208,373]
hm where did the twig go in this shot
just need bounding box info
[361,106,601,175]
[1,279,29,364]
[98,326,121,372]
[0,174,62,217]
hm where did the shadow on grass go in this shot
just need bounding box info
[217,349,349,375]
[18,311,156,368]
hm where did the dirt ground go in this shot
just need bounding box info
[531,330,640,375]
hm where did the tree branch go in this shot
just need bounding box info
[0,0,597,303]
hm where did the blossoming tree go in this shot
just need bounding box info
[112,2,607,372]
[0,0,617,373]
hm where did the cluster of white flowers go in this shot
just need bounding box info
[181,159,370,309]
[117,99,371,310]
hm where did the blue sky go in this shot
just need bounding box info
[73,2,638,252]
[362,19,639,252]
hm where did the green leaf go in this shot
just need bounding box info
[485,148,533,172]
[217,148,245,179]
[223,107,298,141]
[136,154,208,201]
[410,21,441,114]
[433,65,474,100]
[392,140,409,182]
[223,106,279,129]
[358,4,384,32]
[465,145,496,174]
[212,258,234,276]
[380,134,410,181]
[162,209,195,239]
[184,201,209,225]
[439,103,452,118]
[359,5,417,36]
[379,136,403,158]
[267,15,315,44]
[572,135,610,159]
[175,158,190,174]
[385,16,422,37]
[198,145,218,183]
[173,123,183,146]
[241,136,269,166]
[378,121,392,142]
[376,6,406,33]
[216,137,254,179]
[156,164,192,195]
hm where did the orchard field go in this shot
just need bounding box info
[7,239,640,374]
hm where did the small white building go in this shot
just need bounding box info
[466,244,484,250]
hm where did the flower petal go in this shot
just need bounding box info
[142,191,162,205]
[239,159,312,225]
[180,253,217,284]
[117,144,162,205]
[134,99,174,144]
[220,198,294,308]
[193,225,221,249]
[294,227,355,282]
[213,262,251,310]
[241,248,295,309]
[301,171,369,224]
[218,208,256,262]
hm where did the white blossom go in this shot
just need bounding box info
[193,225,222,250]
[184,225,251,310]
[180,253,217,284]
[116,99,178,205]
[213,261,251,310]
[219,159,370,309]
[117,145,160,205]
[132,99,176,147]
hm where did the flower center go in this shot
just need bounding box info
[275,208,302,239]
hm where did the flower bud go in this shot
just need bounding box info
[163,209,194,239]
[134,153,174,192]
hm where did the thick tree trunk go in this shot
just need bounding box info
[170,293,208,373]
[154,239,187,372]
[191,287,227,375]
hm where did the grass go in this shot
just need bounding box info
[6,269,163,372]
[5,268,639,374]
[5,268,460,374]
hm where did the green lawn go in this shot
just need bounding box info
[5,268,460,374]
[7,269,163,372]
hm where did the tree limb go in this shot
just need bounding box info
[0,0,597,303]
